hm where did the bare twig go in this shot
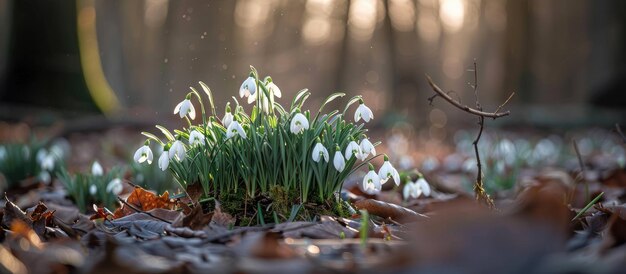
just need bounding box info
[116,197,173,224]
[425,75,511,119]
[425,62,514,208]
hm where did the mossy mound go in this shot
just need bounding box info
[200,185,352,226]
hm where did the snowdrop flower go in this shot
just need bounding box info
[359,138,376,158]
[378,155,400,186]
[333,146,346,172]
[226,121,247,139]
[312,141,329,163]
[173,94,196,120]
[290,113,309,134]
[41,154,55,171]
[39,171,51,185]
[133,143,154,164]
[106,178,124,195]
[261,95,270,114]
[91,161,103,176]
[344,141,361,160]
[239,76,257,104]
[158,151,170,171]
[362,164,381,194]
[89,184,97,195]
[403,177,431,200]
[188,130,205,146]
[222,104,234,128]
[267,80,282,98]
[354,100,373,122]
[36,149,48,164]
[169,140,186,161]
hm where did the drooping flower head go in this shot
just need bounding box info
[312,139,329,163]
[41,154,55,171]
[158,150,170,171]
[290,112,309,134]
[89,184,97,195]
[333,146,346,172]
[92,161,103,176]
[266,77,282,98]
[363,163,381,194]
[222,103,234,128]
[188,130,205,146]
[133,141,154,164]
[226,121,247,139]
[169,140,186,161]
[344,140,361,160]
[403,177,431,200]
[378,155,400,186]
[106,178,124,195]
[359,137,376,160]
[239,76,257,104]
[354,99,373,123]
[174,93,196,120]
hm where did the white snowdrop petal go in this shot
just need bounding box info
[92,161,103,176]
[174,101,184,115]
[89,184,97,195]
[158,152,169,171]
[333,152,345,172]
[188,102,196,120]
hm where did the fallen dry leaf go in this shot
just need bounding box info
[10,219,43,249]
[2,194,31,228]
[353,199,427,223]
[113,187,176,219]
[172,204,213,230]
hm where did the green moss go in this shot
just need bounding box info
[215,185,352,225]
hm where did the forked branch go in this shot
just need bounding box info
[425,62,514,208]
[426,75,512,119]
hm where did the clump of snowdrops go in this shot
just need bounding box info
[0,139,68,191]
[134,66,405,220]
[57,161,124,212]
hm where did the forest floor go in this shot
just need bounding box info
[1,120,626,273]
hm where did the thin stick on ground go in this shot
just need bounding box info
[117,197,173,224]
[425,62,514,208]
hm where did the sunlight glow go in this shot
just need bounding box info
[348,0,377,41]
[389,0,415,32]
[439,0,465,33]
[302,0,335,45]
[77,0,120,114]
[144,0,168,29]
[303,17,332,45]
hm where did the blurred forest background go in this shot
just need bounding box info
[1,0,625,134]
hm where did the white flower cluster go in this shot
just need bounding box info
[87,161,124,196]
[134,72,394,200]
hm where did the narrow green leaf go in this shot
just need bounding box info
[156,125,176,141]
[572,192,604,221]
[141,132,164,145]
[199,81,216,116]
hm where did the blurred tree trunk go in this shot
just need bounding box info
[1,0,98,114]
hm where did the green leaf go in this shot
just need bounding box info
[572,192,604,221]
[342,95,363,115]
[288,204,302,222]
[199,81,216,116]
[141,132,164,145]
[291,89,309,111]
[156,125,176,141]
